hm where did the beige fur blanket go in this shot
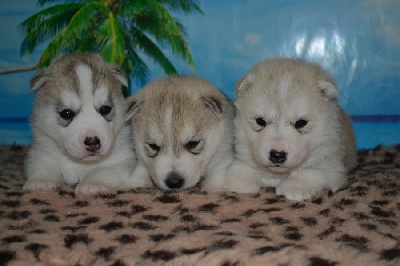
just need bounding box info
[0,145,399,265]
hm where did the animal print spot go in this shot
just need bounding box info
[64,234,92,248]
[353,212,370,221]
[116,234,137,244]
[40,209,56,214]
[380,247,400,261]
[75,200,89,207]
[2,235,26,243]
[30,198,49,205]
[24,243,48,259]
[198,203,219,212]
[149,234,175,242]
[319,209,330,217]
[284,226,303,241]
[208,239,238,253]
[377,219,397,228]
[142,214,168,222]
[108,200,130,207]
[301,217,317,227]
[100,221,124,232]
[130,222,157,231]
[44,214,60,222]
[370,206,394,218]
[264,198,283,204]
[61,226,86,232]
[349,185,368,196]
[2,200,20,208]
[96,246,116,260]
[0,250,15,264]
[142,250,176,262]
[221,218,241,223]
[269,217,289,225]
[221,260,242,266]
[131,205,148,214]
[318,226,336,240]
[156,194,180,203]
[252,244,291,256]
[308,257,338,266]
[312,197,323,205]
[180,214,198,222]
[58,190,76,198]
[8,210,31,220]
[249,222,267,229]
[335,234,369,252]
[180,247,206,255]
[291,202,306,209]
[79,216,100,225]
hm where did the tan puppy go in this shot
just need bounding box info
[125,74,235,191]
[23,54,135,193]
[225,58,356,201]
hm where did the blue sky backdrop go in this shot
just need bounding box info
[1,0,400,148]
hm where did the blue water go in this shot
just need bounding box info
[1,120,399,150]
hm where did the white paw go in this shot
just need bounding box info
[75,183,110,194]
[23,179,57,191]
[276,180,316,201]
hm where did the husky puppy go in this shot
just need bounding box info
[23,54,135,193]
[124,74,234,191]
[225,58,357,201]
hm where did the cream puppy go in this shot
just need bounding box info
[124,74,234,191]
[23,54,135,193]
[225,58,356,201]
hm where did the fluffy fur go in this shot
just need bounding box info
[225,58,357,201]
[23,54,135,194]
[124,74,234,191]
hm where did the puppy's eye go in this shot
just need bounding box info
[294,119,308,129]
[148,143,160,151]
[255,117,267,127]
[145,143,160,157]
[186,140,199,150]
[100,105,112,116]
[59,109,75,120]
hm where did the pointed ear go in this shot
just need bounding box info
[202,96,224,119]
[318,80,338,101]
[110,67,128,87]
[236,74,254,98]
[30,71,48,92]
[125,97,142,121]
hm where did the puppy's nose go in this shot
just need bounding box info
[165,172,185,189]
[84,136,101,152]
[269,150,287,164]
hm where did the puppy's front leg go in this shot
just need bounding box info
[224,162,261,194]
[275,167,345,201]
[23,159,63,191]
[76,163,133,194]
[123,161,154,188]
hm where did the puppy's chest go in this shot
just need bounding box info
[61,163,92,184]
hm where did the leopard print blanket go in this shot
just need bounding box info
[0,145,399,265]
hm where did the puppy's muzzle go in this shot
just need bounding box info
[84,136,101,153]
[269,150,287,164]
[165,171,185,189]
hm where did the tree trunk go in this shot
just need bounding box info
[0,63,37,75]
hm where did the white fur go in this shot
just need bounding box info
[23,54,135,194]
[124,74,235,191]
[225,58,356,201]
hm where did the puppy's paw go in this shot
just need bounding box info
[75,183,110,194]
[224,177,260,194]
[23,179,57,191]
[276,180,316,201]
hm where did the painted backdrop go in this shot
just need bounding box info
[1,0,400,149]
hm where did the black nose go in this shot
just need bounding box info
[165,172,185,189]
[84,136,101,152]
[269,150,287,164]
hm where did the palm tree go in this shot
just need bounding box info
[19,0,203,95]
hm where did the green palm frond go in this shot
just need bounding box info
[19,0,204,94]
[19,4,82,56]
[97,12,126,65]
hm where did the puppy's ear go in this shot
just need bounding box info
[125,97,142,121]
[202,96,224,119]
[30,71,48,92]
[110,67,128,87]
[236,74,254,98]
[318,80,338,101]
